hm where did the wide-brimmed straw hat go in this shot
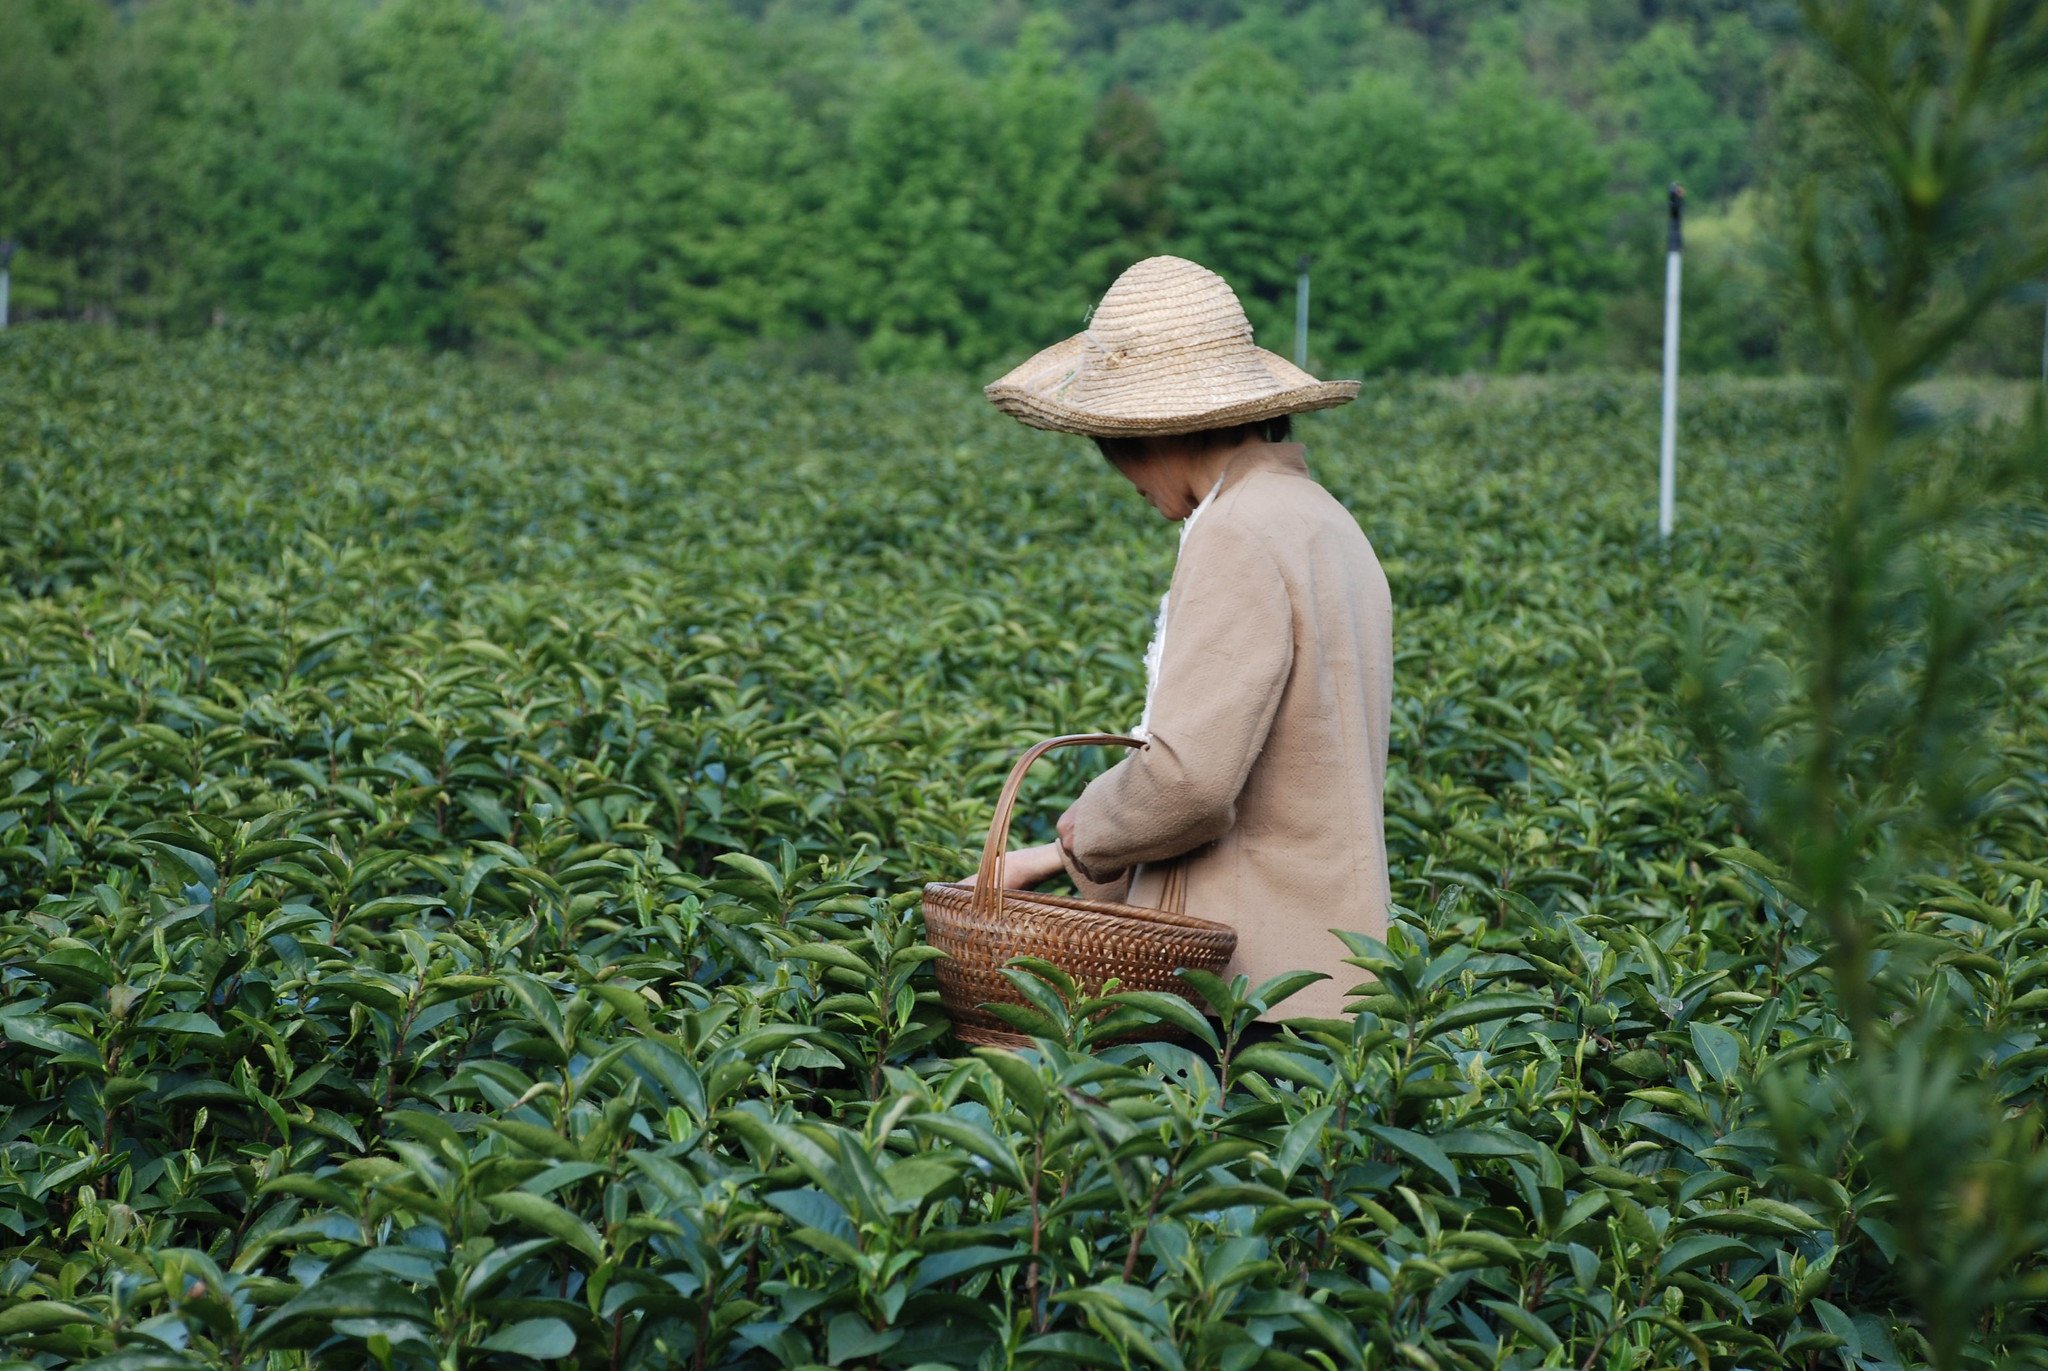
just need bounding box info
[984,256,1358,438]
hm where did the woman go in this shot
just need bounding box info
[980,255,1393,1026]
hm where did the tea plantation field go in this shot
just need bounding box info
[2,326,2045,1369]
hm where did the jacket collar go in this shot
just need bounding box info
[1217,441,1311,498]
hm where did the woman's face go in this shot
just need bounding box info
[1110,443,1203,521]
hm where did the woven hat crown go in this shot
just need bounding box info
[984,255,1358,438]
[1085,257,1252,362]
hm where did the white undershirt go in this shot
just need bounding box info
[1134,475,1225,742]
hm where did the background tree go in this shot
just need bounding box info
[1158,45,1318,352]
[1436,65,1618,370]
[0,0,110,319]
[519,2,834,355]
[204,80,444,346]
[1297,72,1461,371]
[1087,86,1175,262]
[4,0,2037,378]
[820,20,1111,372]
[351,0,515,348]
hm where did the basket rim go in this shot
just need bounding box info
[921,879,1235,937]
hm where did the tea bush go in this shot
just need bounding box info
[1,327,2043,1368]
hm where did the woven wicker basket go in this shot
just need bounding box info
[922,734,1237,1047]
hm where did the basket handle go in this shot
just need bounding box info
[972,734,1146,922]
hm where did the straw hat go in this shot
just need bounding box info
[984,256,1358,437]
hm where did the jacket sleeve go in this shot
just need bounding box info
[1056,841,1132,904]
[1060,515,1294,883]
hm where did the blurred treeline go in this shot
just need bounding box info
[1,0,2038,375]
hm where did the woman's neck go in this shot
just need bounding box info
[1179,436,1262,509]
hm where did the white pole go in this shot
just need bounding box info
[0,242,13,330]
[1658,186,1684,542]
[1294,254,1311,370]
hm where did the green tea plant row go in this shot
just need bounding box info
[1,327,2043,1369]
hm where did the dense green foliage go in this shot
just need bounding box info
[24,0,2039,376]
[3,324,2045,1366]
[1669,1,2048,1361]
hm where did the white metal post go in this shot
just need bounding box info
[1294,254,1311,370]
[1658,186,1684,542]
[0,241,14,330]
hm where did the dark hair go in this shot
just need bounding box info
[1093,414,1292,466]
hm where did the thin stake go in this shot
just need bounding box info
[1294,255,1311,371]
[0,241,15,330]
[1659,186,1685,542]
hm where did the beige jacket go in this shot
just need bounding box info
[1059,442,1392,1022]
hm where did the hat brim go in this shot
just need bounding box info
[983,332,1360,438]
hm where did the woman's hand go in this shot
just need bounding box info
[971,841,1065,891]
